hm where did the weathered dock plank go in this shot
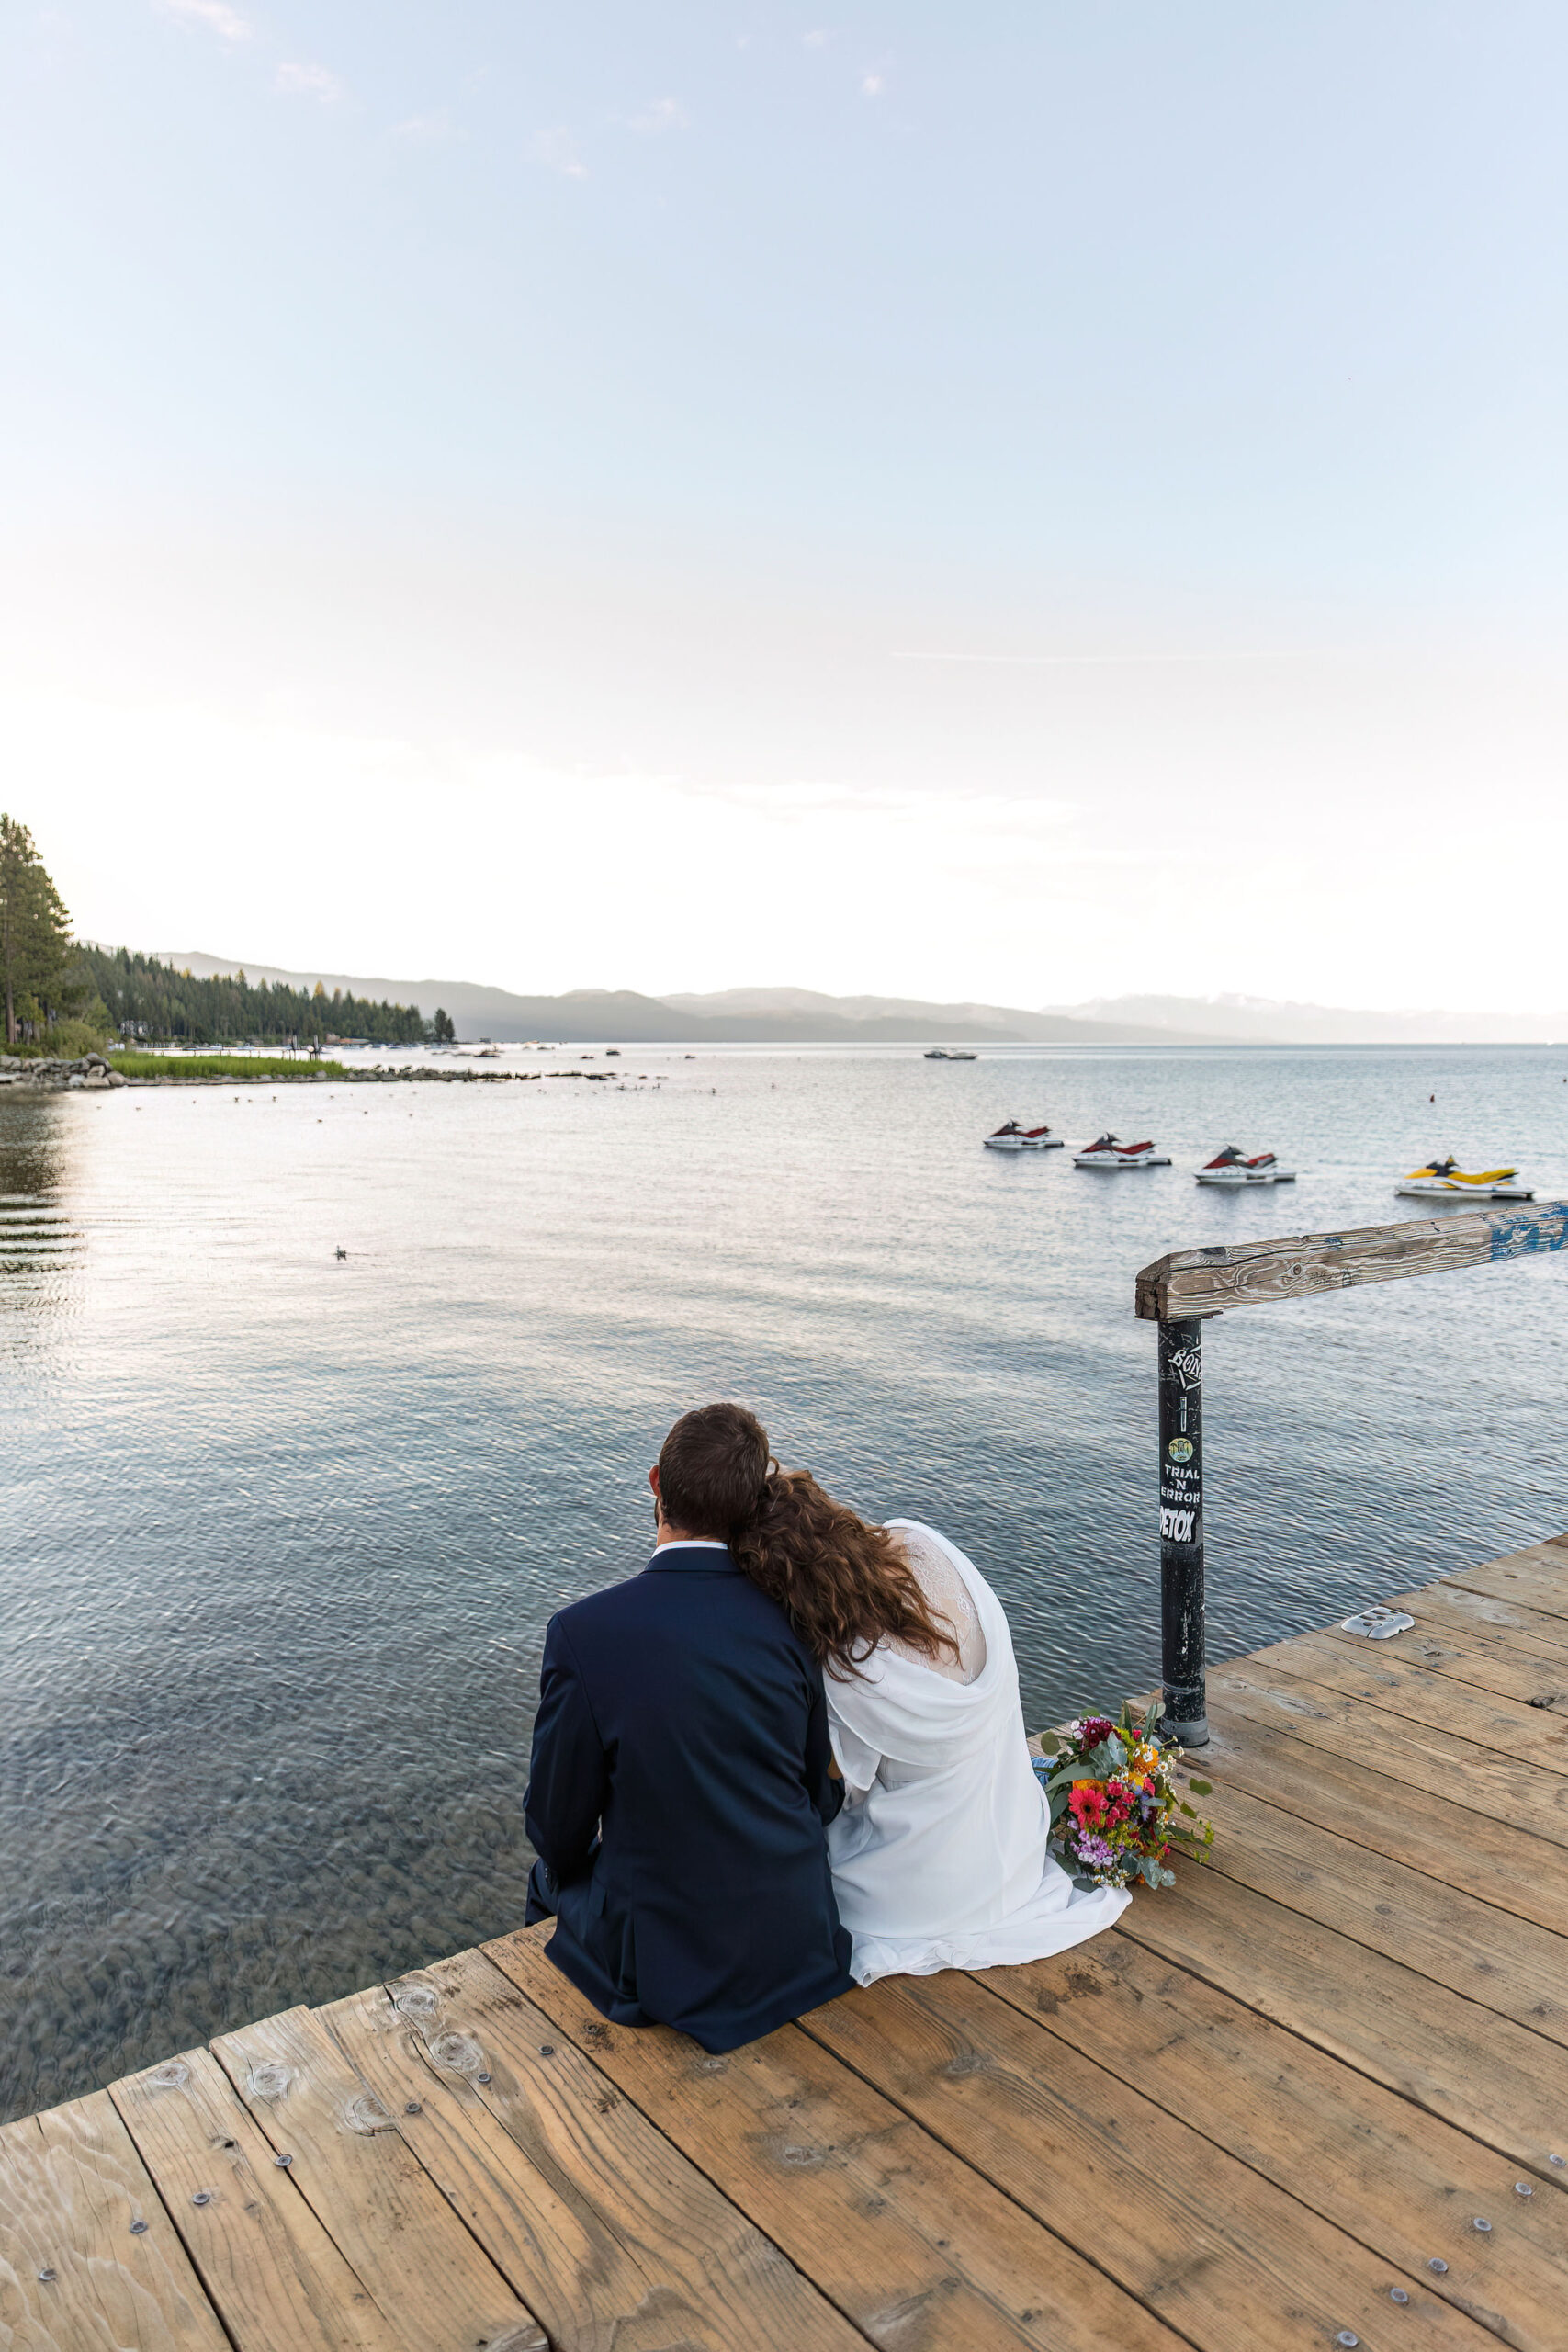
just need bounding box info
[9,1532,1568,2352]
[486,1923,1186,2352]
[1207,1659,1568,1849]
[210,2002,549,2352]
[978,1939,1568,2347]
[1183,1711,1568,1937]
[108,2046,410,2350]
[0,2090,228,2352]
[1311,1616,1568,1711]
[1188,1770,1568,2044]
[328,1948,864,2352]
[1116,1860,1568,2180]
[1441,1539,1568,1620]
[799,1966,1495,2351]
[1241,1630,1568,1773]
[1383,1576,1568,1662]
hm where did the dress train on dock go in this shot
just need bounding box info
[825,1520,1130,1985]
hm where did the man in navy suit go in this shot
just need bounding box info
[524,1402,854,2052]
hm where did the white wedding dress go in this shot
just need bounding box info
[826,1519,1130,1984]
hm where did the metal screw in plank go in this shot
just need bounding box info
[1428,2258,1449,2273]
[477,2071,491,2083]
[404,2101,422,2115]
[38,2269,56,2283]
[1336,2335,1359,2347]
[275,2154,294,2167]
[191,2192,211,2207]
[539,2045,555,2055]
[130,2221,148,2234]
[1390,2289,1409,2304]
[1515,2181,1532,2198]
[1472,2218,1492,2233]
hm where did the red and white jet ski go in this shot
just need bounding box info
[1072,1134,1171,1169]
[1195,1146,1297,1186]
[985,1121,1064,1152]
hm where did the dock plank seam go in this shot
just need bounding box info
[789,1986,1214,2352]
[1225,1640,1568,1777]
[1111,1881,1568,2194]
[795,1967,1496,2350]
[974,1937,1568,2345]
[1176,1716,1568,1939]
[1173,1773,1568,2052]
[326,1948,871,2352]
[486,1922,1190,2352]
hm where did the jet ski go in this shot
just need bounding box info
[1396,1157,1534,1202]
[1195,1146,1297,1186]
[985,1121,1064,1151]
[1072,1134,1172,1169]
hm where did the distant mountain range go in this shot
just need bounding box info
[147,955,1568,1046]
[1043,993,1568,1046]
[148,957,1210,1046]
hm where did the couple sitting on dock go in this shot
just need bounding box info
[524,1403,1126,2053]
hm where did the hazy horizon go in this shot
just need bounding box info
[8,6,1567,1007]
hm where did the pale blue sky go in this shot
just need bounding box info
[6,4,1565,1003]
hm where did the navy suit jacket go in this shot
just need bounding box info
[524,1542,854,2052]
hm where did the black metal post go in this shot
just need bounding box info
[1156,1315,1208,1746]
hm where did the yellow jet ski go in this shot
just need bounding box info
[1397,1156,1534,1202]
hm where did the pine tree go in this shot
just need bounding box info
[0,816,76,1047]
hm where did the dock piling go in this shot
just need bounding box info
[1156,1315,1208,1746]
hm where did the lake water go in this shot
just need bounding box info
[3,1041,1566,2120]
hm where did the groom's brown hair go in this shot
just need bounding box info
[658,1402,771,1540]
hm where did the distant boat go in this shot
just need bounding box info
[925,1047,977,1060]
[1397,1157,1534,1202]
[1072,1134,1172,1169]
[1195,1146,1296,1186]
[985,1122,1063,1152]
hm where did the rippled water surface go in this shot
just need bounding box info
[4,1042,1566,2118]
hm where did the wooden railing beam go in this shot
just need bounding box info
[1135,1200,1568,1322]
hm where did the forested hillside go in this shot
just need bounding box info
[78,946,447,1046]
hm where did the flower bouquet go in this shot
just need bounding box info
[1033,1704,1213,1892]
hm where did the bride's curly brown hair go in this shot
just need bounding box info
[732,1467,960,1679]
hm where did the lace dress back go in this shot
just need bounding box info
[824,1516,1131,1981]
[886,1524,987,1685]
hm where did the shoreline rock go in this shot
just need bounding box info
[0,1053,125,1091]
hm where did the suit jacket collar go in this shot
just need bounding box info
[645,1542,739,1574]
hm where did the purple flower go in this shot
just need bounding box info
[1076,1834,1116,1868]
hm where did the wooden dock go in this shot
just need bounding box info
[5,1536,1568,2352]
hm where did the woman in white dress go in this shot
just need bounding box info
[735,1472,1129,1984]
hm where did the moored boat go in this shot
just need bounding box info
[1396,1157,1534,1202]
[925,1046,977,1060]
[1195,1146,1296,1186]
[984,1121,1064,1151]
[1072,1134,1172,1169]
